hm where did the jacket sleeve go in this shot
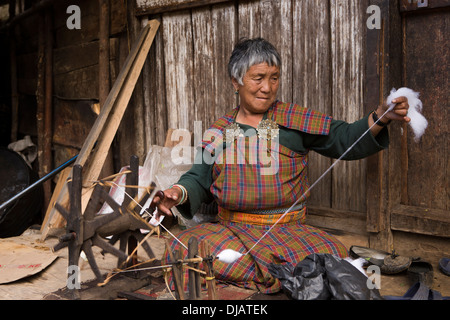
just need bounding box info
[305,113,389,160]
[175,148,215,219]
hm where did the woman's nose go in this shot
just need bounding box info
[260,79,271,93]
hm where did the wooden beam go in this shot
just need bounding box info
[135,0,231,16]
[391,205,450,238]
[306,206,369,237]
[399,0,450,12]
[40,20,160,240]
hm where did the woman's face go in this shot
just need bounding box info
[233,63,280,115]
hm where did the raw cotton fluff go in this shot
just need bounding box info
[387,87,428,142]
[216,249,243,264]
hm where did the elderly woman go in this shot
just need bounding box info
[152,38,410,293]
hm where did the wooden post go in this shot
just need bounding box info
[188,237,201,300]
[199,240,216,300]
[165,239,185,300]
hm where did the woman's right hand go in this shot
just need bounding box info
[151,186,183,220]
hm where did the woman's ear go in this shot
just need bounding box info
[231,77,240,91]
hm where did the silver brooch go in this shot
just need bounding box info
[256,119,279,141]
[224,119,279,142]
[224,123,242,144]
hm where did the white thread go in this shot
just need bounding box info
[218,106,395,264]
[109,181,189,251]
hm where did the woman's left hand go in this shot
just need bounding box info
[377,96,411,124]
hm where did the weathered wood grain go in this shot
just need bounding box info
[403,10,449,211]
[192,6,216,128]
[144,16,167,147]
[162,10,195,132]
[136,0,231,15]
[292,0,332,207]
[330,0,367,213]
[211,3,237,123]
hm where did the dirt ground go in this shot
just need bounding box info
[0,225,448,300]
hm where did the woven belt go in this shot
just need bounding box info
[246,203,305,214]
[218,205,306,226]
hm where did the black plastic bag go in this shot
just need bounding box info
[268,253,383,300]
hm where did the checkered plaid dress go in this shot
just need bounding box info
[164,101,348,293]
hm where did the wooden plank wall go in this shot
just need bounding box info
[141,0,369,232]
[10,0,370,234]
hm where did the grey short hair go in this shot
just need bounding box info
[228,38,282,85]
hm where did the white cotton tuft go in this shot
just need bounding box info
[345,257,368,277]
[216,249,243,264]
[387,87,428,142]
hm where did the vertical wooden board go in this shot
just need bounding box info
[126,0,147,163]
[404,10,449,210]
[144,16,168,147]
[192,7,216,129]
[212,3,237,125]
[238,0,262,38]
[115,31,133,169]
[330,0,367,212]
[162,10,195,131]
[292,0,332,207]
[278,0,293,103]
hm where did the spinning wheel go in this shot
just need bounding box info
[53,156,159,284]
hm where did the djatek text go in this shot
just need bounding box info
[182,304,268,317]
